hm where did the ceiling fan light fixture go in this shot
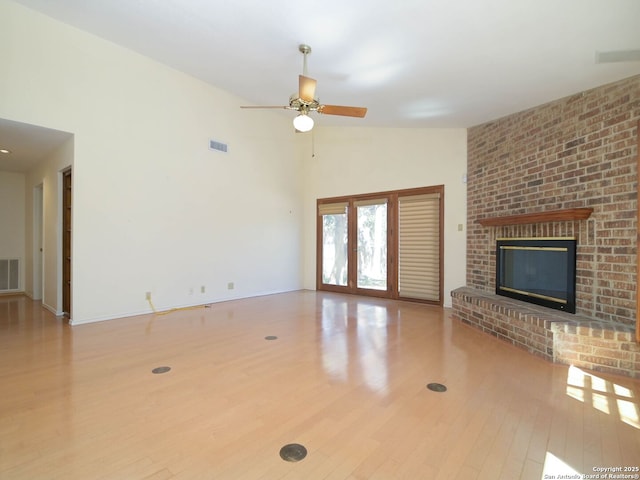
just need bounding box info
[293,113,314,132]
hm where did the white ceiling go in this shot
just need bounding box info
[0,118,72,173]
[2,0,640,171]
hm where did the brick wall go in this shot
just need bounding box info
[466,75,640,326]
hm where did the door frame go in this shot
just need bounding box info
[61,168,72,317]
[316,185,444,304]
[350,195,394,298]
[32,183,44,301]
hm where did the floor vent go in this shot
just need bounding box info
[0,259,19,291]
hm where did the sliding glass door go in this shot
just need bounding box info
[317,186,443,304]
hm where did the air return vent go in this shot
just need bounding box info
[596,49,640,63]
[0,259,19,292]
[209,139,228,153]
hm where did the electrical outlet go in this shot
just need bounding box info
[145,291,151,300]
[189,287,194,295]
[227,282,234,290]
[200,285,205,294]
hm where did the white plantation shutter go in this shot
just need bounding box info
[398,193,440,301]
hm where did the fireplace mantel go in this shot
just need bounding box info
[477,208,593,227]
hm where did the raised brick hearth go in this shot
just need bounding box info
[451,287,640,378]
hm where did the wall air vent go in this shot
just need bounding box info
[0,259,19,292]
[595,49,640,63]
[209,139,228,153]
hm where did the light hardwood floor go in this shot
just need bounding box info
[1,291,639,479]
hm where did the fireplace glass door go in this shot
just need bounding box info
[496,237,577,313]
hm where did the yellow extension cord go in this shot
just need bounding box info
[146,297,208,316]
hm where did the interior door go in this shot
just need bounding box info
[33,184,43,300]
[62,169,71,316]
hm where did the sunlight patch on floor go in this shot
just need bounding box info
[566,365,639,429]
[541,451,582,479]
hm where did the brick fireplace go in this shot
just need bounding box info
[451,75,640,378]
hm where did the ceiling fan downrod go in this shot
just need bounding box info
[299,44,311,76]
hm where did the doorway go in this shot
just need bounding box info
[317,185,444,304]
[317,197,391,298]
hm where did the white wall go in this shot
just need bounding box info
[300,127,467,307]
[1,1,303,323]
[0,171,26,290]
[1,1,467,322]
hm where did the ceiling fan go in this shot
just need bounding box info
[241,44,367,132]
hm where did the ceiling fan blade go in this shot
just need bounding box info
[318,105,367,118]
[299,75,317,102]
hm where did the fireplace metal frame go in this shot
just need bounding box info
[495,237,577,313]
